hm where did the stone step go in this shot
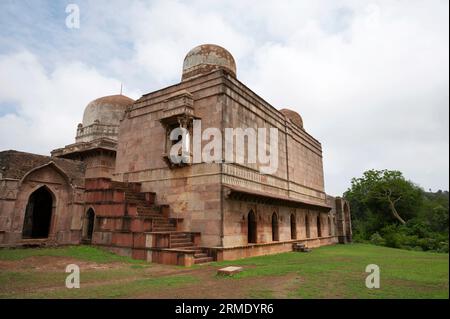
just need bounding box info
[125,192,145,197]
[154,222,175,226]
[170,233,189,237]
[153,221,174,225]
[137,209,162,215]
[129,195,147,200]
[194,253,207,258]
[171,238,192,244]
[137,206,159,211]
[194,256,213,264]
[137,212,163,218]
[170,236,189,241]
[153,225,176,229]
[183,247,203,254]
[154,225,175,229]
[153,227,177,232]
[170,242,194,248]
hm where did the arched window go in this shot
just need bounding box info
[305,214,310,238]
[248,210,257,244]
[272,213,279,241]
[317,215,322,237]
[290,214,297,239]
[22,186,54,239]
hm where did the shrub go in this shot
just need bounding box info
[370,232,385,246]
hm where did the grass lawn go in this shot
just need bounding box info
[0,244,448,299]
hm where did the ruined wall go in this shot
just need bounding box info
[82,152,116,179]
[0,164,84,246]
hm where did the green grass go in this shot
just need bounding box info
[0,245,145,264]
[212,244,449,298]
[6,275,198,299]
[0,243,448,298]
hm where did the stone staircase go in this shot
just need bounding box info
[85,177,214,266]
[190,248,215,264]
[169,233,213,264]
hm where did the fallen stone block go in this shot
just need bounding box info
[217,266,243,276]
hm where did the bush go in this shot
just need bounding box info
[352,232,368,243]
[370,232,385,246]
[437,242,449,253]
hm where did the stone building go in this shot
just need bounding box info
[0,44,352,265]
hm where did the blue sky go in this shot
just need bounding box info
[0,0,448,195]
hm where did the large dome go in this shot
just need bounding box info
[280,108,303,128]
[182,44,236,81]
[82,94,134,127]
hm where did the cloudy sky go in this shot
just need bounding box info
[0,0,448,195]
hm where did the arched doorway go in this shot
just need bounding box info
[290,214,297,239]
[305,214,310,238]
[248,210,257,244]
[22,186,53,239]
[317,215,322,237]
[328,216,332,236]
[272,212,279,241]
[85,208,95,241]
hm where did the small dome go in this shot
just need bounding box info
[280,108,303,128]
[82,94,134,127]
[182,44,236,81]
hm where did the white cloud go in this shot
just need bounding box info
[0,51,140,154]
[0,0,448,195]
[240,0,449,194]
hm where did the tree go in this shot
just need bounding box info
[345,170,448,252]
[345,170,423,226]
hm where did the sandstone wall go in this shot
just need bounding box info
[223,199,335,247]
[0,164,84,245]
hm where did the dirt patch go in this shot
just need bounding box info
[0,256,123,272]
[133,266,302,299]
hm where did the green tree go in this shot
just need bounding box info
[345,170,423,232]
[345,170,448,252]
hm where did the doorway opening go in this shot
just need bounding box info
[85,208,95,241]
[305,214,310,238]
[248,210,257,244]
[272,212,279,241]
[317,215,322,237]
[22,186,53,239]
[290,214,297,239]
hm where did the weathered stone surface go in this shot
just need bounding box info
[217,266,243,276]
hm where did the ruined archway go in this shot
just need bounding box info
[22,186,54,239]
[271,212,279,241]
[248,210,257,244]
[317,215,322,237]
[290,214,297,239]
